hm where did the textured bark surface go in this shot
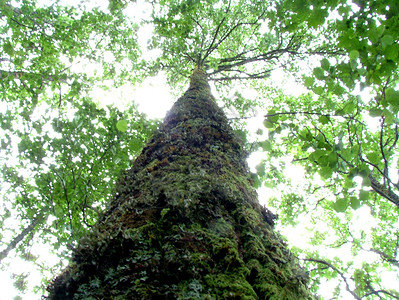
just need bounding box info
[47,68,314,299]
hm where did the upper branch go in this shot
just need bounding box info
[304,258,361,300]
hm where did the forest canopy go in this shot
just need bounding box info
[0,0,398,298]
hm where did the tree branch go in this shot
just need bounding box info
[379,117,389,183]
[263,110,353,121]
[366,248,399,268]
[210,71,272,81]
[0,70,68,83]
[388,124,398,154]
[362,290,399,299]
[0,215,43,263]
[369,175,399,209]
[201,0,231,64]
[304,258,360,300]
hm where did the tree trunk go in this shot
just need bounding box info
[47,68,314,299]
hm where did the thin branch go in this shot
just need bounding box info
[311,183,335,194]
[209,45,300,76]
[346,117,355,147]
[210,71,272,81]
[189,16,206,63]
[0,215,43,263]
[10,17,35,30]
[362,290,399,299]
[217,48,256,64]
[304,258,361,300]
[204,6,268,63]
[55,171,74,238]
[379,117,389,184]
[366,248,399,268]
[202,0,231,63]
[0,70,68,83]
[369,175,399,209]
[388,124,399,153]
[263,110,352,121]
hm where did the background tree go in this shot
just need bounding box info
[1,0,398,298]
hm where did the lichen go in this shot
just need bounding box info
[47,69,315,299]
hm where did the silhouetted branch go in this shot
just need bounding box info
[362,290,399,299]
[369,175,399,209]
[210,68,273,81]
[0,215,43,263]
[304,258,360,300]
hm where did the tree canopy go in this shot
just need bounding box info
[0,0,398,298]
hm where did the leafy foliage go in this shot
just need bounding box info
[249,0,399,298]
[149,0,333,87]
[0,0,157,296]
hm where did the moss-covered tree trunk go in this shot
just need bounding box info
[47,68,314,299]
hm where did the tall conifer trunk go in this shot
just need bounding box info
[47,68,314,299]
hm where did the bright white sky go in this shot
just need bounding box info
[1,0,398,299]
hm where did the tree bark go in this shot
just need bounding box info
[47,68,314,299]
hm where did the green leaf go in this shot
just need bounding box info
[381,35,393,48]
[116,119,128,132]
[366,152,380,165]
[129,139,143,152]
[250,173,262,189]
[369,108,382,117]
[385,88,399,107]
[343,176,353,189]
[263,119,274,129]
[349,197,361,210]
[359,190,369,201]
[333,198,348,212]
[319,166,333,179]
[160,208,170,218]
[3,41,14,56]
[313,86,324,95]
[349,50,359,60]
[309,149,325,161]
[384,44,399,60]
[313,67,325,80]
[255,162,266,177]
[259,140,272,151]
[368,27,383,44]
[267,110,279,122]
[304,76,315,88]
[307,10,326,28]
[321,58,330,70]
[318,115,330,124]
[333,84,346,96]
[328,151,338,165]
[344,102,356,114]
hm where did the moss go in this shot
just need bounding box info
[204,273,257,299]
